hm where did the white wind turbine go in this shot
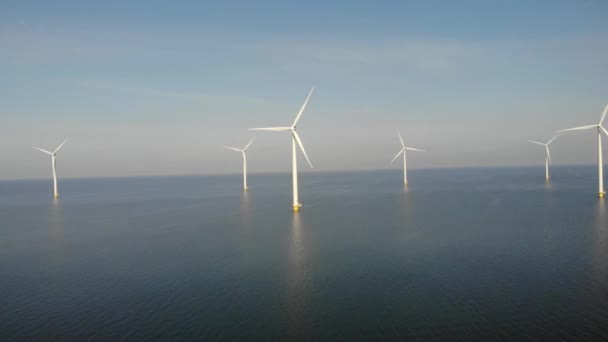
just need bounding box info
[391,130,424,186]
[225,137,255,191]
[558,104,608,198]
[33,139,68,199]
[249,87,314,212]
[528,135,559,181]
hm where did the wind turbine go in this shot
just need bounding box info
[225,137,255,191]
[33,139,68,199]
[528,135,559,181]
[558,104,608,198]
[391,130,424,186]
[249,87,314,212]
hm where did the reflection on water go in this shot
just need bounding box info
[541,182,556,236]
[590,200,607,289]
[239,192,253,240]
[3,169,608,340]
[240,192,252,217]
[544,180,554,192]
[47,200,66,265]
[400,189,416,241]
[283,213,313,337]
[575,199,608,336]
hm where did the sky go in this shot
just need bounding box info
[1,0,608,179]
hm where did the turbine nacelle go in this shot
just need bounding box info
[225,137,255,192]
[557,103,608,196]
[558,103,608,136]
[528,135,559,164]
[249,87,315,169]
[33,139,68,157]
[391,129,424,164]
[32,139,67,199]
[225,137,255,154]
[248,86,316,211]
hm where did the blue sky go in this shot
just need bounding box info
[1,1,608,179]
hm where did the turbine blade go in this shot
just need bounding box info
[390,149,404,164]
[546,146,552,164]
[54,139,68,153]
[292,131,313,168]
[557,124,598,132]
[292,86,315,127]
[601,103,608,125]
[249,127,291,131]
[33,147,53,155]
[528,140,546,146]
[243,137,255,151]
[601,126,608,137]
[224,146,242,152]
[405,147,424,152]
[547,134,559,145]
[396,129,405,148]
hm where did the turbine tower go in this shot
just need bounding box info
[558,104,608,198]
[33,139,68,199]
[391,130,424,186]
[249,87,314,212]
[225,137,255,191]
[528,135,559,181]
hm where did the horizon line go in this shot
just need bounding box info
[1,163,604,182]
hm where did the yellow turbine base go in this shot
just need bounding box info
[599,192,605,199]
[293,205,300,212]
[243,188,248,191]
[53,194,59,199]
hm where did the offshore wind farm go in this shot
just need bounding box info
[2,1,608,341]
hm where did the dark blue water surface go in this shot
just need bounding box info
[1,167,607,340]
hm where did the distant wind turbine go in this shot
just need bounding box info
[391,130,424,186]
[33,139,68,199]
[558,104,608,198]
[528,135,559,181]
[249,87,314,212]
[225,137,255,191]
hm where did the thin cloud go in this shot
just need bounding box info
[240,39,493,74]
[78,80,272,105]
[240,35,608,74]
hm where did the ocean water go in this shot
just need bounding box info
[0,167,607,340]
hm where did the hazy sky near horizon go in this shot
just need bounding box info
[1,0,608,179]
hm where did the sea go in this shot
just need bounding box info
[1,167,607,340]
